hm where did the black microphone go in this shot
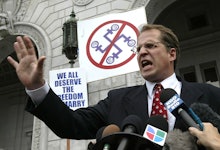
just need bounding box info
[96,126,106,142]
[146,115,168,131]
[190,102,220,132]
[160,88,203,130]
[117,115,143,150]
[96,124,120,150]
[143,115,168,147]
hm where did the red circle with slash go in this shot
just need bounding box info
[86,20,138,69]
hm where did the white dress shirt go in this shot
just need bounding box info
[26,82,50,106]
[145,73,182,131]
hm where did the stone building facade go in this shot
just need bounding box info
[0,0,220,149]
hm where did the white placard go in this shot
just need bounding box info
[78,7,147,82]
[49,68,88,110]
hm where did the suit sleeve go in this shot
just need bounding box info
[25,89,109,139]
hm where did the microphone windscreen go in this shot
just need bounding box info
[147,115,168,132]
[190,103,220,132]
[160,88,177,104]
[120,115,143,134]
[96,124,120,142]
[102,124,120,137]
[163,129,198,150]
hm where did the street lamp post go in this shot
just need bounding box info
[62,10,78,68]
[62,10,78,150]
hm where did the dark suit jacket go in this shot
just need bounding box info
[25,79,220,140]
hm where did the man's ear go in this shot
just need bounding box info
[169,48,176,61]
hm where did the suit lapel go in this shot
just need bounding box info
[122,84,149,122]
[180,80,204,106]
[175,79,204,130]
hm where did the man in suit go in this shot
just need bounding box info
[7,24,220,141]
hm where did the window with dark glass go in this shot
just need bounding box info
[179,66,197,82]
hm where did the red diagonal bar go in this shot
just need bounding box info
[99,23,126,65]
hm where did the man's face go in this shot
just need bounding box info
[137,29,176,82]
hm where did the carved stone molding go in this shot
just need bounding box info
[13,22,52,150]
[14,22,51,55]
[72,0,93,6]
[0,0,31,39]
[31,117,41,150]
[0,0,30,20]
[15,0,31,21]
[13,22,52,79]
[132,0,149,8]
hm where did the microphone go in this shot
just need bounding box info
[117,115,143,150]
[190,102,220,132]
[143,115,168,147]
[96,124,120,150]
[96,124,120,142]
[160,88,203,130]
[163,129,198,150]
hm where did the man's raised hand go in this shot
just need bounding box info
[7,36,46,90]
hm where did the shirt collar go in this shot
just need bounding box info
[145,73,179,96]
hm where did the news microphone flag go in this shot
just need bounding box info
[162,91,203,130]
[143,124,167,146]
[163,94,183,112]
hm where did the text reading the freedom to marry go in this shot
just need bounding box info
[55,71,84,107]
